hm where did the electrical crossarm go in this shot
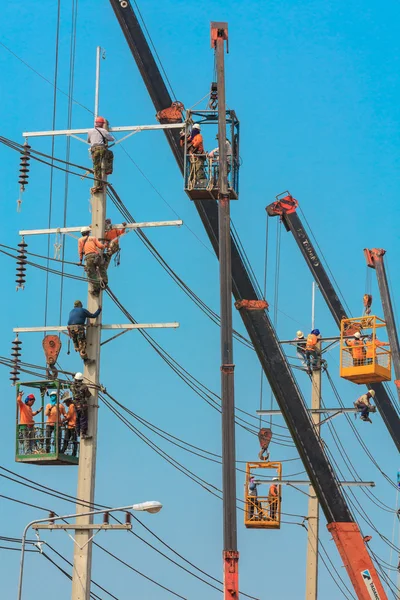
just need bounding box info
[267,194,400,454]
[109,2,388,597]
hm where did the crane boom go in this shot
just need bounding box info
[109,2,388,596]
[364,248,400,403]
[267,195,400,453]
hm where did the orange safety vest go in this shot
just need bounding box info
[306,334,318,351]
[365,339,387,359]
[346,339,364,359]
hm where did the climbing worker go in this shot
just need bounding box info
[71,373,92,440]
[188,123,206,186]
[45,391,65,453]
[305,329,321,372]
[294,330,307,369]
[67,300,102,361]
[16,391,43,454]
[345,331,365,367]
[208,134,232,185]
[268,477,280,521]
[78,226,108,297]
[103,219,127,268]
[87,116,115,193]
[61,395,78,456]
[248,475,262,521]
[365,334,390,366]
[354,389,376,423]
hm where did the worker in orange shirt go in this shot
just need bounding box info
[61,395,78,456]
[78,226,108,296]
[45,391,66,454]
[103,218,127,268]
[345,331,365,366]
[365,334,390,366]
[268,478,280,521]
[305,329,321,372]
[188,123,206,186]
[17,391,43,454]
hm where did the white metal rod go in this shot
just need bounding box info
[257,408,357,415]
[253,480,375,487]
[13,323,179,333]
[311,281,315,331]
[94,46,101,118]
[23,123,184,138]
[19,220,183,236]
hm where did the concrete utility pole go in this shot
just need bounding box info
[305,341,321,600]
[71,48,104,600]
[211,22,239,600]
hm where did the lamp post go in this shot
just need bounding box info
[17,501,162,600]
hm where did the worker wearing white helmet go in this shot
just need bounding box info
[294,330,307,369]
[354,389,376,423]
[71,373,92,440]
[78,227,107,297]
[345,330,365,367]
[87,116,115,193]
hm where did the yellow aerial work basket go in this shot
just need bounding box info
[340,316,391,384]
[244,462,282,529]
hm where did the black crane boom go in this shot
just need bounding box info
[267,195,400,452]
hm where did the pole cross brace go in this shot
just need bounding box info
[32,524,131,530]
[221,363,235,374]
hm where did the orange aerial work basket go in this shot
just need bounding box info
[244,462,282,529]
[340,316,391,384]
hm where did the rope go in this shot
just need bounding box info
[44,0,61,329]
[269,218,281,427]
[259,214,269,429]
[58,0,78,327]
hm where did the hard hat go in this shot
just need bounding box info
[354,332,361,339]
[49,390,58,397]
[25,394,35,404]
[311,329,320,336]
[81,226,90,234]
[95,115,105,124]
[74,300,83,308]
[105,218,112,225]
[74,372,84,381]
[192,123,201,130]
[296,331,304,338]
[63,396,72,404]
[368,389,376,398]
[272,477,279,481]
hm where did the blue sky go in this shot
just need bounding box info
[0,1,399,598]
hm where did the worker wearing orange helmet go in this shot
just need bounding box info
[345,331,365,366]
[87,116,115,193]
[268,478,280,521]
[187,123,207,186]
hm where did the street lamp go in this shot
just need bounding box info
[17,501,163,600]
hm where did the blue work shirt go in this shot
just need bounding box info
[68,307,101,326]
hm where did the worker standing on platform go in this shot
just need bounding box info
[345,331,365,366]
[305,329,321,372]
[17,391,43,454]
[67,300,102,361]
[45,391,65,453]
[61,395,78,456]
[78,226,108,296]
[354,390,376,423]
[188,123,206,185]
[87,116,115,193]
[104,219,127,268]
[248,475,262,520]
[268,478,280,521]
[365,334,390,366]
[71,373,92,440]
[208,134,232,185]
[294,330,307,368]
